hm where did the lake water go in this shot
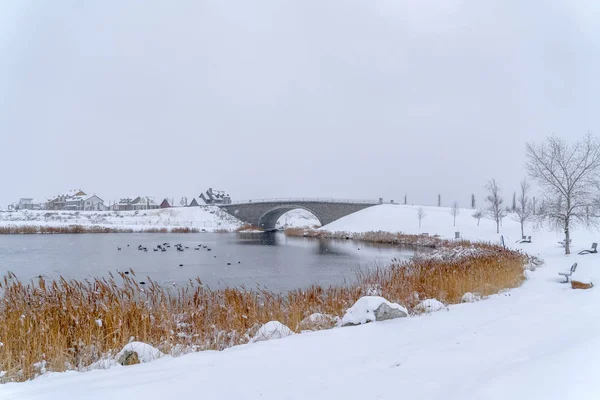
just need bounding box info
[0,232,424,292]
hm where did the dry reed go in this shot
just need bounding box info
[0,241,526,383]
[0,225,198,234]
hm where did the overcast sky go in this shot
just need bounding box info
[1,1,599,208]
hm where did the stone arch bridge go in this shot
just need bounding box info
[219,198,380,231]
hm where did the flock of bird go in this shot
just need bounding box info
[117,241,241,275]
[117,242,214,252]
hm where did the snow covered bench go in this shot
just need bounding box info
[519,236,532,244]
[558,263,578,283]
[559,239,572,247]
[578,243,598,255]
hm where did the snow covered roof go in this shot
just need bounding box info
[85,194,104,202]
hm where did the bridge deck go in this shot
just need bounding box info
[221,198,379,206]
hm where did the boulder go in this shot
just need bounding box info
[251,321,294,343]
[298,313,338,331]
[342,296,408,326]
[117,351,140,366]
[116,342,164,366]
[414,299,447,313]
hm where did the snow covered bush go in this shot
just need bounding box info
[251,321,294,343]
[461,292,482,303]
[414,299,448,314]
[298,313,339,331]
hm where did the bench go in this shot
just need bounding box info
[558,263,578,283]
[578,243,598,255]
[519,236,532,244]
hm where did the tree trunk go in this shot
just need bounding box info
[496,220,499,234]
[477,218,480,226]
[520,221,524,238]
[565,224,570,255]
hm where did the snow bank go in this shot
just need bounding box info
[251,321,294,343]
[341,296,408,326]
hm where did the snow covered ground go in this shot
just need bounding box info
[4,204,600,399]
[0,207,242,232]
[276,209,321,229]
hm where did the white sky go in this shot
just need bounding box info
[1,1,600,207]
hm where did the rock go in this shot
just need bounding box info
[461,292,482,303]
[117,351,140,366]
[571,280,594,290]
[342,296,408,326]
[414,299,447,313]
[298,313,338,331]
[116,342,164,365]
[251,321,294,343]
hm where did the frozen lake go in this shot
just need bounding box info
[0,232,424,292]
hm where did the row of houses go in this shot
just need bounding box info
[12,188,232,212]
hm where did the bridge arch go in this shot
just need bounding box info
[219,199,378,232]
[258,205,323,231]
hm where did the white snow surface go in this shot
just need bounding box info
[276,209,321,229]
[341,296,408,325]
[250,321,294,343]
[116,342,164,364]
[0,207,242,232]
[5,204,600,399]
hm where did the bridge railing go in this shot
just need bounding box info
[223,198,380,205]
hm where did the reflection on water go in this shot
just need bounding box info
[0,232,423,292]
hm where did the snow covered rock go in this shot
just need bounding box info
[251,321,294,343]
[116,342,164,366]
[298,313,338,331]
[414,299,447,313]
[118,351,140,366]
[342,296,408,326]
[461,292,482,303]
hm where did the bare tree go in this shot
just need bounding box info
[471,193,476,209]
[485,179,507,234]
[513,179,532,238]
[417,207,426,228]
[472,209,484,226]
[450,202,460,226]
[404,194,407,205]
[437,194,441,207]
[526,134,600,254]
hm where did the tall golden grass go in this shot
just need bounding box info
[236,224,264,232]
[0,242,526,382]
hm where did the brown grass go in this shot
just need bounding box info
[285,228,445,248]
[0,242,526,382]
[0,225,198,234]
[236,224,263,232]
